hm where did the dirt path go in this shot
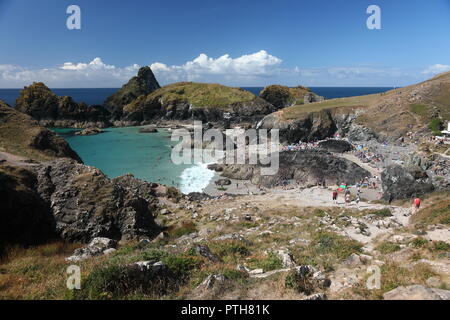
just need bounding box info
[0,151,38,167]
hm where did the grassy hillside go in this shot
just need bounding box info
[271,71,450,139]
[280,93,382,120]
[124,82,256,113]
[0,101,80,162]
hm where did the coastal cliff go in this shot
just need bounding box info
[15,82,111,128]
[0,100,82,162]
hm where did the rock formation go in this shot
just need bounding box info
[34,159,163,242]
[0,165,56,255]
[381,165,435,200]
[318,139,354,153]
[211,150,371,187]
[259,85,323,109]
[15,82,111,128]
[104,66,161,120]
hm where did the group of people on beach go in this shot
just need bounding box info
[352,147,384,166]
[331,185,361,206]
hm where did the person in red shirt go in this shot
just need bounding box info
[332,190,338,204]
[414,197,421,210]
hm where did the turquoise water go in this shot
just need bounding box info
[53,127,214,193]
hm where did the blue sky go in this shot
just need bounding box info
[0,0,449,87]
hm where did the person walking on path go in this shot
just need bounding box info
[355,194,361,208]
[332,190,338,204]
[412,196,421,215]
[345,193,351,206]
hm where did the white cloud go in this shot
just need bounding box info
[150,50,283,83]
[61,57,116,71]
[421,64,450,75]
[0,53,440,88]
[0,58,140,88]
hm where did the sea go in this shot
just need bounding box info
[0,87,393,193]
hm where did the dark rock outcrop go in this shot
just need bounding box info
[0,158,171,253]
[259,85,298,109]
[138,126,158,133]
[381,165,435,201]
[29,129,83,162]
[259,85,319,109]
[15,82,111,127]
[214,150,371,187]
[304,92,325,104]
[258,109,337,143]
[74,128,104,136]
[258,107,377,143]
[0,165,56,256]
[34,159,163,242]
[318,139,354,153]
[104,66,161,120]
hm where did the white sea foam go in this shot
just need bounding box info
[179,162,215,194]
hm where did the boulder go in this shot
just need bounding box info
[139,126,158,133]
[304,92,325,104]
[318,139,354,153]
[215,178,232,186]
[66,237,117,262]
[191,244,222,263]
[198,274,227,291]
[74,128,104,136]
[383,285,450,300]
[302,293,327,300]
[381,165,435,200]
[277,250,297,268]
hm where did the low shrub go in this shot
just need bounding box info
[432,241,450,252]
[312,232,363,260]
[376,242,401,254]
[411,237,428,248]
[248,251,283,272]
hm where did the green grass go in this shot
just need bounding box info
[146,82,255,109]
[411,237,429,248]
[311,231,363,260]
[209,240,251,260]
[248,251,283,272]
[366,208,393,218]
[168,221,197,239]
[280,94,380,120]
[411,195,450,226]
[376,241,401,254]
[432,241,450,252]
[410,104,431,122]
[429,118,443,135]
